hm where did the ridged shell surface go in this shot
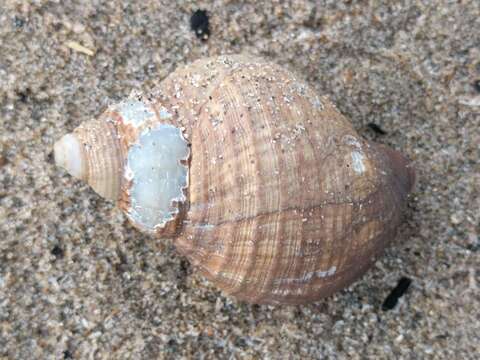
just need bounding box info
[146,55,414,304]
[55,55,414,305]
[72,119,125,200]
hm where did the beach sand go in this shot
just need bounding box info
[0,1,478,358]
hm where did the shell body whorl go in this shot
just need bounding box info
[54,55,415,304]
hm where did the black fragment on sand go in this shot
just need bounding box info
[190,10,210,41]
[51,245,64,259]
[13,16,25,28]
[473,79,480,93]
[367,122,387,135]
[382,277,412,311]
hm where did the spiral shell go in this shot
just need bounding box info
[54,55,415,304]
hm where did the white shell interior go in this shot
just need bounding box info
[126,124,189,231]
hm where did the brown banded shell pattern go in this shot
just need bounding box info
[57,55,414,304]
[147,55,414,305]
[71,118,126,200]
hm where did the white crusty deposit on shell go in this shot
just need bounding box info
[125,124,190,231]
[342,134,367,174]
[275,266,337,285]
[342,134,363,149]
[351,151,366,174]
[115,99,155,127]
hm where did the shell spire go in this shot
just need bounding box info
[54,118,124,200]
[54,133,85,180]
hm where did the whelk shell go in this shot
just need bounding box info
[54,55,415,304]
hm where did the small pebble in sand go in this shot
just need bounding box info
[66,41,94,56]
[190,9,210,41]
[473,80,480,93]
[367,122,387,135]
[382,277,412,311]
[450,212,463,225]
